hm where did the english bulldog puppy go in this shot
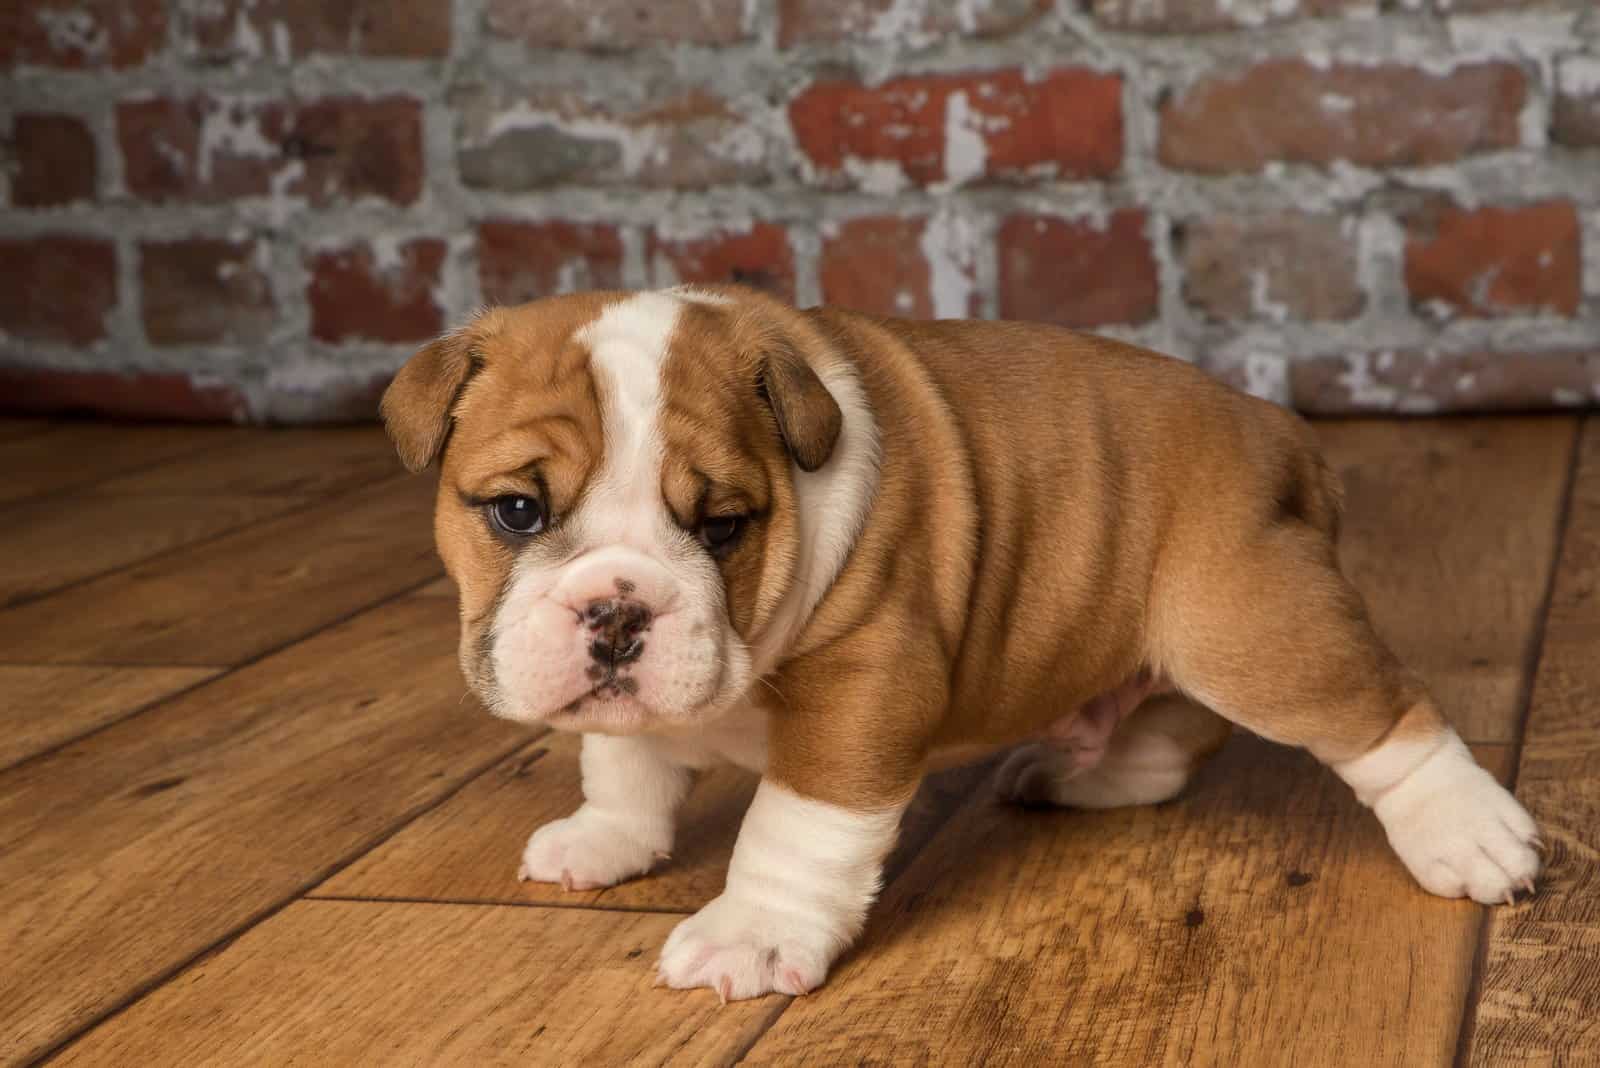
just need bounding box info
[381,285,1541,1001]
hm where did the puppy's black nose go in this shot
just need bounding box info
[585,598,650,668]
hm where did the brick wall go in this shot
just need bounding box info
[1,0,1596,422]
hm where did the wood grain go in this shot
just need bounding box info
[97,427,404,497]
[0,600,526,1066]
[1318,416,1576,743]
[0,423,229,506]
[318,729,991,914]
[53,900,783,1067]
[0,492,308,606]
[0,665,218,768]
[0,475,441,666]
[741,738,1512,1067]
[413,575,458,597]
[1471,419,1600,1065]
[0,418,52,441]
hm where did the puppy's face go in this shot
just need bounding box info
[382,290,841,734]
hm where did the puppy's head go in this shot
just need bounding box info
[381,288,847,733]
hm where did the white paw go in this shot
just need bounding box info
[656,894,830,1002]
[517,807,667,891]
[1373,736,1542,905]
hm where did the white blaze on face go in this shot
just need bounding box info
[488,292,752,731]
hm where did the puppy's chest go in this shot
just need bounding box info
[652,706,770,774]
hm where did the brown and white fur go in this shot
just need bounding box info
[381,285,1541,1002]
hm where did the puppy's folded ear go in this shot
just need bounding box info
[380,331,477,472]
[759,336,842,473]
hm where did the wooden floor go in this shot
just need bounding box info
[1,414,1596,1066]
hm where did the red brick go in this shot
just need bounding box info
[778,0,1045,47]
[1181,213,1363,322]
[1553,59,1600,148]
[478,222,625,306]
[0,237,116,345]
[180,0,451,62]
[0,0,165,69]
[455,88,763,191]
[648,225,795,301]
[816,216,973,319]
[997,212,1158,327]
[118,95,423,205]
[790,67,1122,188]
[10,114,96,207]
[140,239,276,346]
[1091,0,1371,32]
[0,366,245,421]
[1159,61,1525,173]
[1404,201,1580,319]
[485,0,748,50]
[307,239,446,343]
[1290,350,1600,416]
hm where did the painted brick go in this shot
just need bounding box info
[485,0,748,51]
[1553,58,1600,148]
[648,225,796,300]
[118,94,423,204]
[1160,61,1525,173]
[0,367,245,421]
[0,0,165,69]
[10,114,96,207]
[1091,0,1372,33]
[1291,350,1600,416]
[455,88,764,191]
[307,239,445,343]
[1181,214,1363,323]
[790,67,1122,189]
[180,0,451,63]
[1404,201,1580,319]
[817,216,982,320]
[478,222,625,307]
[140,239,276,346]
[778,0,1046,47]
[998,212,1158,327]
[0,237,116,345]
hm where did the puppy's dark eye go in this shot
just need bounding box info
[489,496,545,536]
[697,514,745,555]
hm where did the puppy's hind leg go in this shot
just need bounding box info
[996,695,1232,809]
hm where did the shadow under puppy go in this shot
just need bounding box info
[380,285,1541,1001]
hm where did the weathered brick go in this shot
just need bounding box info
[649,225,796,300]
[1091,0,1372,33]
[1160,61,1525,173]
[1404,201,1579,319]
[456,88,763,191]
[118,94,423,204]
[180,0,451,63]
[818,216,981,319]
[1553,57,1600,148]
[1181,214,1363,322]
[10,114,96,207]
[140,239,276,346]
[0,366,245,421]
[485,0,748,50]
[478,222,624,307]
[1290,350,1600,416]
[790,67,1122,189]
[998,212,1158,327]
[307,239,445,343]
[0,237,116,345]
[0,0,165,69]
[778,0,1046,47]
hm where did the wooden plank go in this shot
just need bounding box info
[740,738,1512,1067]
[1471,419,1600,1065]
[413,575,457,598]
[0,599,527,1066]
[1318,416,1575,742]
[53,901,781,1067]
[0,492,309,606]
[0,417,53,441]
[97,427,403,497]
[318,729,990,913]
[0,424,228,506]
[0,665,218,769]
[0,475,441,666]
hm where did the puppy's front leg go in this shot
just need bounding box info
[656,778,907,1001]
[518,733,693,891]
